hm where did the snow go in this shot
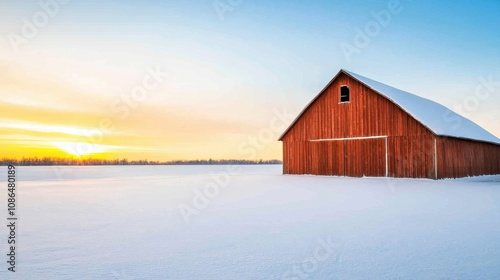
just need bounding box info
[343,70,500,145]
[1,165,500,279]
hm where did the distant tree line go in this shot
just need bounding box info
[0,157,282,166]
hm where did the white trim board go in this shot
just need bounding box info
[309,135,388,142]
[434,138,438,179]
[385,137,389,177]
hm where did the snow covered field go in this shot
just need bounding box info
[1,165,499,280]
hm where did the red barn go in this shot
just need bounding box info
[279,69,500,179]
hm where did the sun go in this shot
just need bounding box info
[52,142,110,157]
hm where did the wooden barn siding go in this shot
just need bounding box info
[281,73,433,142]
[283,136,436,178]
[388,136,435,178]
[436,137,500,178]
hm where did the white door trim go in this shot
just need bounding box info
[385,137,389,177]
[434,138,438,179]
[309,135,388,142]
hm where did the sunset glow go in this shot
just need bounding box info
[0,0,499,161]
[51,142,112,157]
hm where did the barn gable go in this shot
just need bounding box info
[279,69,500,145]
[279,71,434,142]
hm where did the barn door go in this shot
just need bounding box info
[344,138,387,177]
[345,139,363,177]
[308,141,344,176]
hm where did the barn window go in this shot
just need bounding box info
[340,86,350,103]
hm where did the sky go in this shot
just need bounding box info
[0,0,499,161]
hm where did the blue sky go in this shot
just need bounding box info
[0,0,499,160]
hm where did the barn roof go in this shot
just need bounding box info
[279,69,500,145]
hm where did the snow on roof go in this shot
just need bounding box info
[279,69,500,145]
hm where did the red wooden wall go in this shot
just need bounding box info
[283,139,386,176]
[436,137,500,178]
[388,136,435,179]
